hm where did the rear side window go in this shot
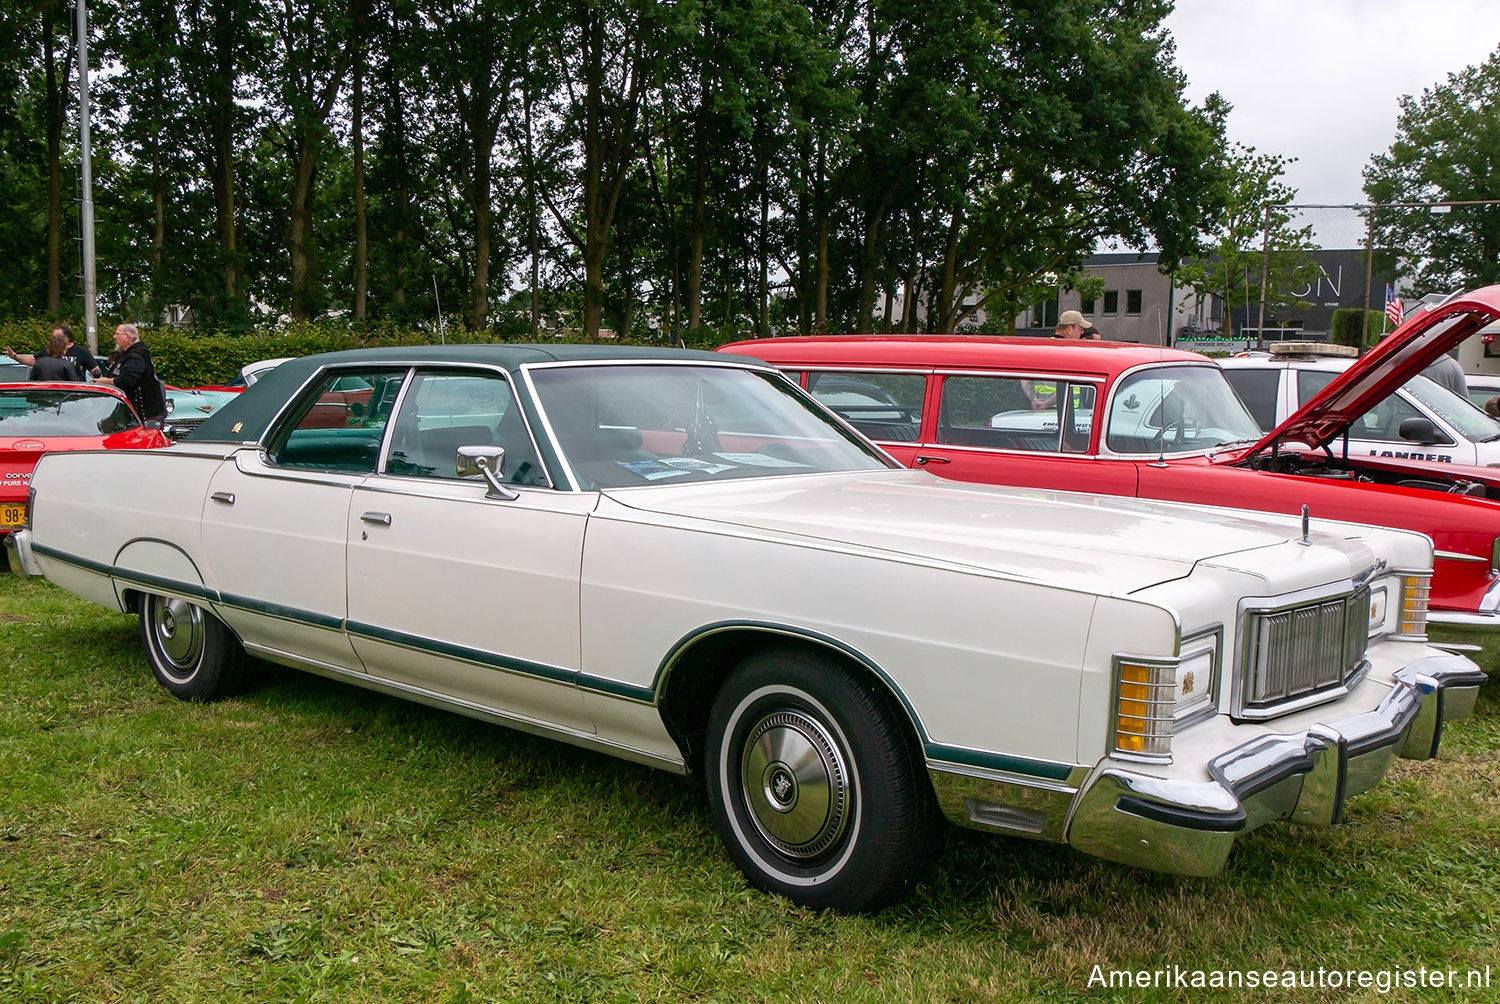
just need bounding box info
[804,371,924,442]
[938,375,1094,453]
[1222,368,1281,431]
[268,368,407,472]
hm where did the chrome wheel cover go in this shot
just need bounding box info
[149,596,205,682]
[739,708,851,860]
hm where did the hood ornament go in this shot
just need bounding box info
[1299,504,1311,546]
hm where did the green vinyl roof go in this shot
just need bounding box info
[187,343,759,445]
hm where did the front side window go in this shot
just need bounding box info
[385,370,547,485]
[267,368,407,472]
[805,371,924,442]
[0,390,140,436]
[1105,365,1263,454]
[1296,370,1452,445]
[1401,374,1500,443]
[938,375,1095,453]
[528,363,890,490]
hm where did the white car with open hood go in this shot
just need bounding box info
[9,345,1484,911]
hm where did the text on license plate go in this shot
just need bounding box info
[1,503,26,528]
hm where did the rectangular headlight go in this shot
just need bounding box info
[1398,573,1430,638]
[1113,658,1175,759]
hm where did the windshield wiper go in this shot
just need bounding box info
[1206,438,1261,458]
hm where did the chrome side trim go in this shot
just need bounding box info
[243,641,688,774]
[928,763,1089,842]
[1434,550,1491,565]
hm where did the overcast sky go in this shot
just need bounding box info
[1164,0,1498,206]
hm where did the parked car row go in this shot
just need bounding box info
[719,286,1500,637]
[6,318,1492,910]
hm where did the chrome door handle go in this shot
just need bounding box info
[915,456,950,465]
[210,491,236,504]
[360,511,392,526]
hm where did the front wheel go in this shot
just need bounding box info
[704,647,938,912]
[138,593,249,701]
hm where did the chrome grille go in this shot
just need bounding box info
[1244,586,1370,710]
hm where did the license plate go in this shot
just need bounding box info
[0,502,25,528]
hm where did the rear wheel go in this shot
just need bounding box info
[138,593,248,701]
[704,647,938,912]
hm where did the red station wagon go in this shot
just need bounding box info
[719,285,1500,636]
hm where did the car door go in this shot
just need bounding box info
[200,365,407,672]
[906,372,1140,497]
[345,367,594,733]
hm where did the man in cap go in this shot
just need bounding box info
[1054,310,1087,339]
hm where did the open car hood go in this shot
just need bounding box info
[1245,284,1500,458]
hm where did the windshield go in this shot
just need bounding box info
[529,363,894,489]
[1105,365,1263,455]
[0,389,141,436]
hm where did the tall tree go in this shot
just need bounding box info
[421,0,524,329]
[174,0,268,325]
[264,0,353,320]
[1364,46,1500,294]
[1177,143,1320,337]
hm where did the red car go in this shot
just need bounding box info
[719,285,1500,634]
[1,382,170,561]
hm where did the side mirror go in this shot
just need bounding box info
[143,419,163,431]
[1397,416,1441,445]
[457,445,519,501]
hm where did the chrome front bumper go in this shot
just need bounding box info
[4,529,39,577]
[1064,654,1485,877]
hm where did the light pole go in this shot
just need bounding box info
[76,0,98,354]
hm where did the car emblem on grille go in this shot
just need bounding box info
[1182,671,1195,695]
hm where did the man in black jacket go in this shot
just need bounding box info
[98,323,166,422]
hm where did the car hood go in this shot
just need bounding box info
[1247,284,1500,457]
[603,470,1376,596]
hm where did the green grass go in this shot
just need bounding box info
[2,576,1498,1002]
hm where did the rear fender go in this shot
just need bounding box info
[111,538,215,614]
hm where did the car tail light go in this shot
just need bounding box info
[1113,658,1175,759]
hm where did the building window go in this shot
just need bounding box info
[1029,299,1059,329]
[1126,289,1142,315]
[1103,291,1119,315]
[1081,298,1095,315]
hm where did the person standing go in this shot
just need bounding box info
[61,325,102,378]
[16,332,84,381]
[1422,350,1467,398]
[4,324,98,377]
[97,323,166,421]
[1054,310,1087,339]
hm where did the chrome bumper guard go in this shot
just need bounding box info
[1066,654,1486,877]
[3,529,39,577]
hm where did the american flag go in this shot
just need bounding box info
[1385,285,1404,328]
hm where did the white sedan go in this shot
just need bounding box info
[9,345,1484,911]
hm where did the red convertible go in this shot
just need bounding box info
[719,285,1500,634]
[1,382,169,561]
